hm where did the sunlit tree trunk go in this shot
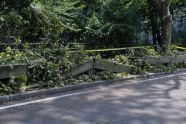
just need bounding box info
[154,0,172,46]
[161,0,172,46]
[148,0,172,51]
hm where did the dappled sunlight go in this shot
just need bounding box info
[0,0,186,123]
[0,74,186,124]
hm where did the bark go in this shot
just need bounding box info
[152,0,172,47]
[148,0,158,50]
[160,0,172,46]
[148,0,164,51]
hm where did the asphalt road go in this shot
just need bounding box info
[0,73,186,124]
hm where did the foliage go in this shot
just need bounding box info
[0,74,27,95]
[0,0,83,42]
[0,0,185,47]
[0,0,186,95]
[78,0,145,48]
[0,43,186,94]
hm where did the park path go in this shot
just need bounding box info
[0,73,186,124]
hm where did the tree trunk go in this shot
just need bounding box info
[161,0,172,46]
[148,0,158,51]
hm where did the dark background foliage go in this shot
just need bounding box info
[0,0,185,48]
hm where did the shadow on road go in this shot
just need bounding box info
[0,75,186,124]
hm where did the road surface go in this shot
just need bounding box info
[0,73,186,124]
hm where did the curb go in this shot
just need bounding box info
[0,69,185,103]
[0,95,9,103]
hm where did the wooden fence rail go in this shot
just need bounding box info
[134,55,186,65]
[63,60,94,78]
[94,59,131,73]
[0,55,186,80]
[64,55,186,78]
[0,43,47,52]
[63,59,132,78]
[0,64,27,79]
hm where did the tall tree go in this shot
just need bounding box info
[153,0,172,47]
[161,0,172,46]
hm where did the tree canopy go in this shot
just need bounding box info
[0,0,185,49]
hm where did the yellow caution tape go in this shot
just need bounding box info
[83,46,152,53]
[173,45,186,50]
